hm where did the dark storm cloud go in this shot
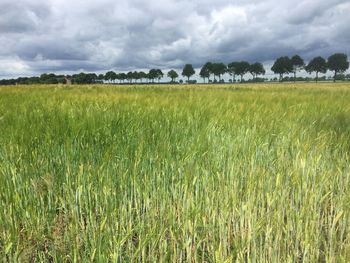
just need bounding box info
[0,0,349,78]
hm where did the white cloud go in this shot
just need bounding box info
[0,57,31,77]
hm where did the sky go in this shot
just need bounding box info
[0,0,349,79]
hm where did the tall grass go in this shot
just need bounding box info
[0,83,350,262]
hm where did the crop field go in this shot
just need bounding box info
[0,83,350,262]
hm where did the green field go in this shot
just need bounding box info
[0,83,350,262]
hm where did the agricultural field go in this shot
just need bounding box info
[0,83,350,262]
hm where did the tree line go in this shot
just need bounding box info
[271,53,349,83]
[196,53,349,83]
[0,53,348,85]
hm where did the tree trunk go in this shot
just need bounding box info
[316,72,318,83]
[334,71,337,83]
[294,72,296,82]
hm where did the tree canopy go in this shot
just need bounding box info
[291,55,305,81]
[211,63,227,82]
[235,61,250,82]
[105,71,117,83]
[271,56,293,81]
[327,53,349,82]
[148,69,158,82]
[199,62,212,83]
[227,62,240,81]
[306,56,327,82]
[167,70,179,82]
[182,64,195,82]
[249,62,265,80]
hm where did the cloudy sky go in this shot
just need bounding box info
[0,0,349,78]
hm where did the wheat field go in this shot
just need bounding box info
[0,83,350,262]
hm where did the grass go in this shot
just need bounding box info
[0,83,350,262]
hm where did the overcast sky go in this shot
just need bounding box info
[0,0,349,78]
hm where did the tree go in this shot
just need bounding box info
[40,73,59,84]
[72,73,97,84]
[156,69,163,83]
[145,72,151,83]
[182,64,195,82]
[306,56,327,83]
[328,53,349,82]
[271,56,293,81]
[235,61,250,82]
[98,74,105,83]
[133,71,141,83]
[227,62,239,82]
[90,73,98,83]
[119,73,127,83]
[291,55,305,82]
[111,72,117,83]
[167,70,179,82]
[127,71,133,83]
[148,69,158,83]
[249,62,265,81]
[104,72,110,83]
[105,71,117,83]
[199,62,212,83]
[27,76,41,84]
[211,63,227,82]
[116,73,122,83]
[139,71,147,83]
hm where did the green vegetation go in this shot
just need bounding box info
[182,64,196,82]
[306,57,328,83]
[1,53,349,85]
[1,83,350,262]
[328,54,350,82]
